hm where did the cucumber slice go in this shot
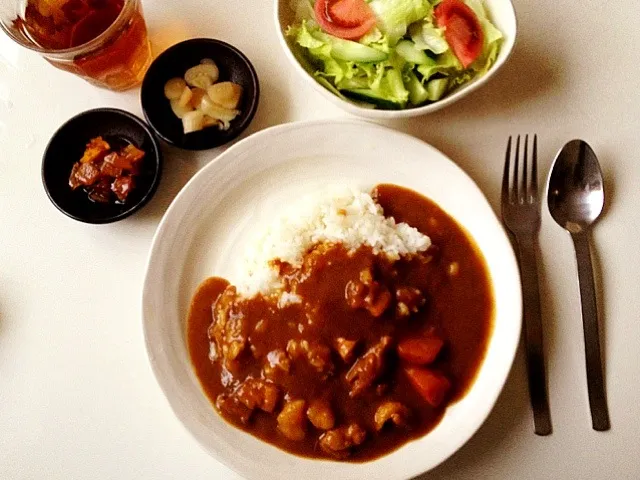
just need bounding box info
[313,31,388,63]
[427,78,449,101]
[385,68,409,106]
[343,89,404,110]
[395,40,432,65]
[331,41,388,62]
[406,71,429,106]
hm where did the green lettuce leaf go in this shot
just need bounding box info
[288,22,343,82]
[408,21,448,54]
[291,0,315,22]
[288,21,324,49]
[416,50,459,81]
[359,27,384,46]
[368,0,432,45]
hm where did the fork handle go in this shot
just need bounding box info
[515,236,553,436]
[571,231,610,431]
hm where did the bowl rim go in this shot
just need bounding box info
[41,107,163,224]
[273,0,517,119]
[140,37,260,151]
[141,118,523,479]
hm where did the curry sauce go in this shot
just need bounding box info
[187,184,493,461]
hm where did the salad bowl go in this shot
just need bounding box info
[275,0,517,119]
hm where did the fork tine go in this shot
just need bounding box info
[502,136,512,204]
[511,135,520,203]
[522,134,529,202]
[532,134,538,198]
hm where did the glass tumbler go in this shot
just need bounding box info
[0,0,152,90]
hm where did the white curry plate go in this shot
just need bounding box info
[142,119,521,480]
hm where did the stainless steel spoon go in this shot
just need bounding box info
[547,139,610,431]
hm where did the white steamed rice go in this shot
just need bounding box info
[236,186,431,297]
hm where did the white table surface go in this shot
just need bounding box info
[1,0,639,478]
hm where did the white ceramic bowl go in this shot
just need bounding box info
[274,0,517,119]
[142,120,522,480]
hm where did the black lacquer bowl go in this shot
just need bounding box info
[141,38,260,150]
[42,108,163,224]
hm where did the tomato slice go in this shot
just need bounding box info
[434,0,484,68]
[397,336,444,365]
[314,0,377,41]
[405,367,451,408]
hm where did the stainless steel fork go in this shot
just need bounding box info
[501,134,552,436]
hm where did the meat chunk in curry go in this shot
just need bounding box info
[216,394,252,425]
[234,378,280,413]
[345,268,392,317]
[208,286,248,367]
[333,337,359,363]
[374,401,411,431]
[319,424,367,459]
[345,336,393,398]
[285,340,334,376]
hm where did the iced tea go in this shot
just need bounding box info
[11,0,151,90]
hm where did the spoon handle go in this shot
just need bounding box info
[571,231,610,431]
[515,236,552,436]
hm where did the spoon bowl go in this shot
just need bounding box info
[548,139,604,232]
